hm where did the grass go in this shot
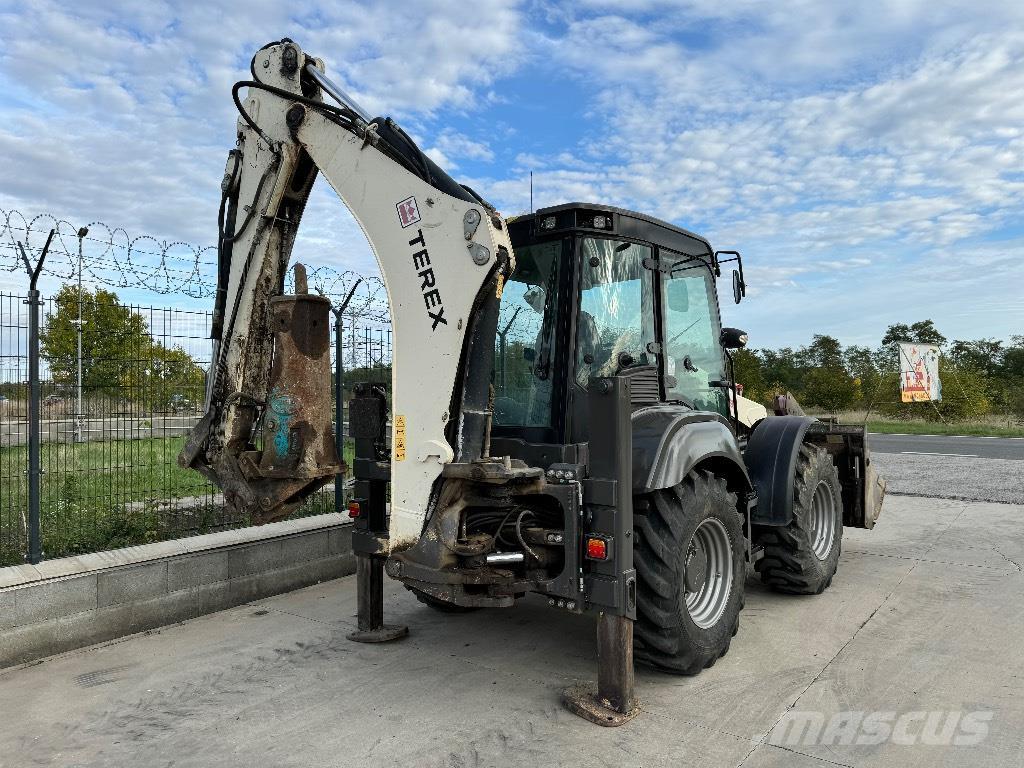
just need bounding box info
[0,435,354,566]
[820,410,1024,438]
[861,420,1024,438]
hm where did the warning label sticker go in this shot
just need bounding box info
[394,414,407,461]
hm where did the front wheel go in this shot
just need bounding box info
[754,444,843,594]
[633,471,745,675]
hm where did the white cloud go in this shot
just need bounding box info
[423,129,495,170]
[0,0,524,303]
[1,1,1022,346]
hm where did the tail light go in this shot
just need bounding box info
[586,536,609,561]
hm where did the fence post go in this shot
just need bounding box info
[332,280,362,512]
[18,231,53,564]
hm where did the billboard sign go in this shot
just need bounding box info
[899,343,941,402]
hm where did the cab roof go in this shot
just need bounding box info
[507,202,713,257]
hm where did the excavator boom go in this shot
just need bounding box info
[180,40,514,550]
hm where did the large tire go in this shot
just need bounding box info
[406,586,480,613]
[633,471,745,675]
[754,444,842,595]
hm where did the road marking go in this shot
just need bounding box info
[899,451,979,458]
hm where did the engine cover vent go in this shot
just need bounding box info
[620,365,661,408]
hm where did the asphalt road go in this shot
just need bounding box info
[868,432,1023,460]
[0,414,199,447]
[868,433,1023,504]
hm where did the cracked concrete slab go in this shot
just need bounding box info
[0,495,1021,768]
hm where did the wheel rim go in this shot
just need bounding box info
[684,518,734,629]
[808,481,837,560]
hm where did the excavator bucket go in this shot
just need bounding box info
[180,265,341,524]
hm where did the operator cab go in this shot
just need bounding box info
[494,203,739,447]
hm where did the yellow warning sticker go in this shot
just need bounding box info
[394,414,407,462]
[495,273,505,299]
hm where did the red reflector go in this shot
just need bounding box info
[586,537,608,560]
[347,502,361,519]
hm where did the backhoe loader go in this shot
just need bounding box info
[181,39,885,725]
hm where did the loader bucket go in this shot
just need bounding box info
[805,423,885,529]
[862,445,886,529]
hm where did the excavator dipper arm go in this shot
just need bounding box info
[180,40,514,550]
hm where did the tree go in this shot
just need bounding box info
[730,348,765,402]
[42,286,147,394]
[997,337,1024,417]
[40,285,204,409]
[759,347,802,395]
[948,339,1003,377]
[881,319,947,347]
[801,366,859,414]
[844,344,880,407]
[800,335,845,369]
[878,319,947,373]
[1002,336,1024,379]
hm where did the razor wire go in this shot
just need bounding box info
[0,208,391,323]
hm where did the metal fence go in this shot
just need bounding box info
[0,210,392,566]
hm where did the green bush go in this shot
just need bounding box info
[877,363,991,422]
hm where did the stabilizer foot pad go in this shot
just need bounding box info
[561,684,640,727]
[346,625,409,644]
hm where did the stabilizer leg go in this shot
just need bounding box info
[562,612,640,726]
[346,382,407,644]
[563,376,639,726]
[346,553,408,643]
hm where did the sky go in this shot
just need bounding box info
[1,0,1022,349]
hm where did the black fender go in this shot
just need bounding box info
[632,405,752,496]
[743,415,817,526]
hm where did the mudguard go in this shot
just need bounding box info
[743,415,816,526]
[632,405,752,494]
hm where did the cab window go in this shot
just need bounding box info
[662,262,728,416]
[575,238,656,388]
[492,239,563,426]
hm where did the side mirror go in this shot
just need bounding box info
[720,327,748,350]
[715,251,747,304]
[732,269,746,304]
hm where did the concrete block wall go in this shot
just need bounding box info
[0,515,354,668]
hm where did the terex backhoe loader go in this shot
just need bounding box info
[181,39,886,725]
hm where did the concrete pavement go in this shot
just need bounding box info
[0,495,1022,767]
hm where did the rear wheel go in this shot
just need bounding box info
[754,445,843,594]
[633,471,745,675]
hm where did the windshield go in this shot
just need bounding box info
[662,260,727,415]
[492,239,563,427]
[576,238,655,388]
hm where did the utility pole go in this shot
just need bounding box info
[74,227,88,443]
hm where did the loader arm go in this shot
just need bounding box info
[180,40,514,551]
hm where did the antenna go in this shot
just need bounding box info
[530,171,534,214]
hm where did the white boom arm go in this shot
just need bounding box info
[181,40,514,551]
